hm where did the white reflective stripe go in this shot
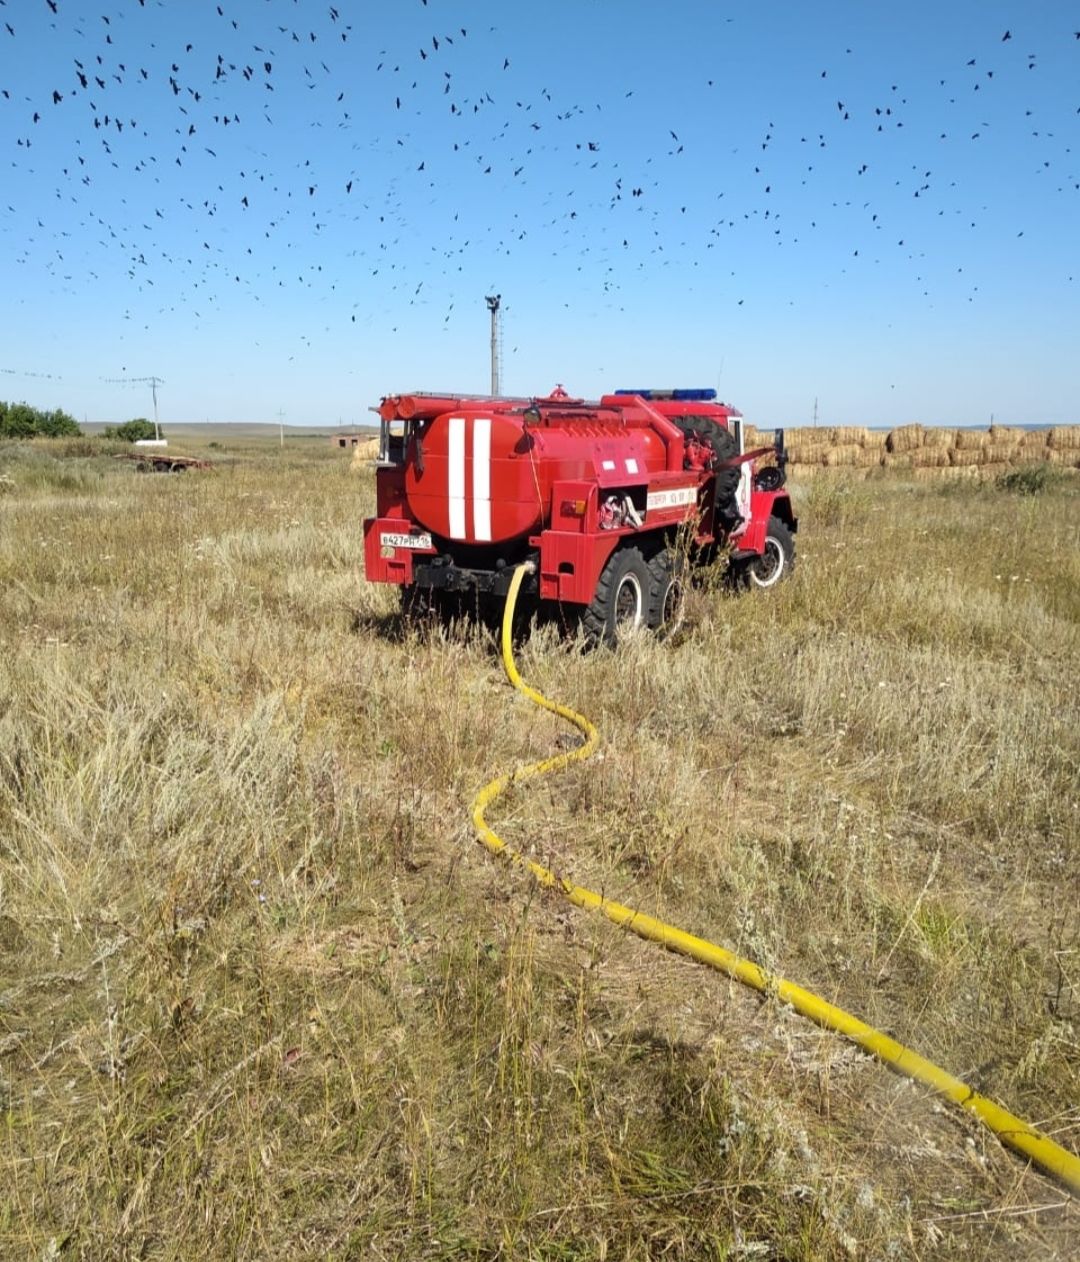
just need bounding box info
[625,458,639,474]
[472,418,491,542]
[448,416,466,539]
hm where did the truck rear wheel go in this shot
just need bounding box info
[582,546,650,646]
[748,516,796,588]
[646,548,687,634]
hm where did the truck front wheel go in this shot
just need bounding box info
[583,546,650,646]
[748,516,796,588]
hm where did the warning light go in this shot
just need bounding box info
[614,388,718,401]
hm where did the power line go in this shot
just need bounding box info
[104,375,165,440]
[1,367,65,381]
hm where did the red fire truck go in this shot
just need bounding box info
[364,386,795,642]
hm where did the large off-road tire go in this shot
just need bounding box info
[646,547,687,634]
[582,546,651,646]
[671,416,741,521]
[747,516,796,589]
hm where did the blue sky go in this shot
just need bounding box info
[1,1,1077,427]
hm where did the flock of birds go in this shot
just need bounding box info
[1,2,1078,368]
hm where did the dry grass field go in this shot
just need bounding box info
[1,436,1078,1260]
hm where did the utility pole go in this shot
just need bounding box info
[812,397,819,428]
[103,375,165,440]
[148,376,163,440]
[485,294,501,396]
[276,408,285,449]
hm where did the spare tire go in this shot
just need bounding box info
[670,415,740,524]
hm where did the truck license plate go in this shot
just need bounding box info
[381,531,432,550]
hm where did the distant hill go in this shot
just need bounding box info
[80,421,378,440]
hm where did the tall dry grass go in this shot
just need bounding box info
[1,439,1078,1259]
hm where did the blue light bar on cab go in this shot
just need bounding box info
[614,388,718,401]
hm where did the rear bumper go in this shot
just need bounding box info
[364,514,615,607]
[363,516,437,585]
[412,556,530,597]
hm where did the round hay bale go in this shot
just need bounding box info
[1048,426,1080,450]
[989,424,1023,440]
[979,462,1009,480]
[921,427,956,449]
[828,426,869,446]
[911,467,942,482]
[984,442,1019,465]
[881,452,914,469]
[349,438,380,469]
[886,424,923,453]
[954,428,991,450]
[783,426,828,447]
[787,443,828,465]
[786,462,819,481]
[822,443,863,467]
[1046,448,1080,467]
[1021,428,1050,447]
[949,447,983,466]
[912,447,950,468]
[857,444,886,467]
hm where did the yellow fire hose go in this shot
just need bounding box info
[471,561,1080,1196]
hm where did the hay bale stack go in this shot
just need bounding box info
[822,443,864,467]
[922,427,956,449]
[785,428,831,465]
[912,447,950,468]
[857,441,886,467]
[989,424,1023,441]
[984,442,1020,465]
[829,426,870,446]
[1048,426,1080,450]
[1021,428,1050,447]
[881,452,914,469]
[786,444,825,466]
[886,424,923,453]
[954,428,991,450]
[745,425,777,448]
[1046,448,1080,467]
[949,447,983,466]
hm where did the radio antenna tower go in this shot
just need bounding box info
[104,374,165,439]
[485,294,502,396]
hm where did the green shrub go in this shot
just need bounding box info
[102,418,161,442]
[0,400,81,438]
[995,464,1061,496]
